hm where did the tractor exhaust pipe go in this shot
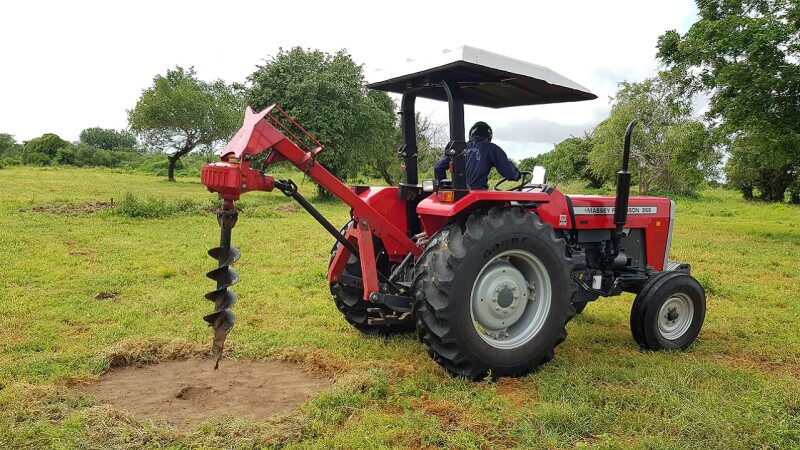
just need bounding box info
[607,120,637,262]
[614,120,637,230]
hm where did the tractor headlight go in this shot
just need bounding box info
[422,179,435,192]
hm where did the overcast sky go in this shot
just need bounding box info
[0,0,698,161]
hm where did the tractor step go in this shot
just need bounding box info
[366,308,412,326]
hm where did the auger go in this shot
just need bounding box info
[200,46,706,379]
[204,200,240,369]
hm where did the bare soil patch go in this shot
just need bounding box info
[94,291,119,300]
[23,201,113,215]
[80,358,332,429]
[271,203,301,213]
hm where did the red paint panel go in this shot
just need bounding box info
[326,224,357,283]
[413,189,673,271]
[357,223,379,300]
[568,195,672,270]
[355,187,410,260]
[416,190,551,236]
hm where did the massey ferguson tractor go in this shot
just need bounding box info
[200,46,706,379]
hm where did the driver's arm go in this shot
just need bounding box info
[492,146,520,181]
[433,155,450,181]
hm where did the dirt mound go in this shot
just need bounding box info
[80,359,332,430]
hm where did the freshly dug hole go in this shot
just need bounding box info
[79,358,332,430]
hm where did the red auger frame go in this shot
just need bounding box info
[202,105,421,300]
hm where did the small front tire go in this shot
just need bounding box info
[630,271,706,350]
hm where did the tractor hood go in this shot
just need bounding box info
[367,46,597,108]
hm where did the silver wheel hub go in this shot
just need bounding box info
[658,293,694,340]
[471,250,552,349]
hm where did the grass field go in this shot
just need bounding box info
[1,166,798,449]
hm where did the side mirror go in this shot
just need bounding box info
[531,166,547,185]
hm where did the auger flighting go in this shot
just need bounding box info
[204,199,240,369]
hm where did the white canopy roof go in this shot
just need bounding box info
[367,46,597,108]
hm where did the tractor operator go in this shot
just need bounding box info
[433,121,520,190]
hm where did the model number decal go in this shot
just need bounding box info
[574,206,658,215]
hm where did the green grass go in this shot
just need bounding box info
[1,166,799,449]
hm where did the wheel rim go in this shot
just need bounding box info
[470,249,552,349]
[657,293,694,340]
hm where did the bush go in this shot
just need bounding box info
[55,146,77,165]
[133,153,209,177]
[112,192,210,218]
[54,144,135,168]
[25,152,52,166]
[135,157,179,177]
[0,156,22,168]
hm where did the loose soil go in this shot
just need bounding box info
[80,358,332,429]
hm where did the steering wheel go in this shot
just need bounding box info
[493,171,532,191]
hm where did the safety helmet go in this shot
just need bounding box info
[469,121,493,141]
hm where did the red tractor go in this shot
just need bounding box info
[201,46,706,379]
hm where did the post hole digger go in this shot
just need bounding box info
[201,46,706,379]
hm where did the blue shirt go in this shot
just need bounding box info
[434,137,520,190]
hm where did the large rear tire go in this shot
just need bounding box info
[414,207,577,379]
[329,222,414,335]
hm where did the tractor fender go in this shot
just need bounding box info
[417,189,572,237]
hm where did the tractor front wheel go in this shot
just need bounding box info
[630,271,706,350]
[414,207,577,379]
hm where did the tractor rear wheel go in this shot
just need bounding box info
[414,207,577,379]
[329,222,414,335]
[630,271,706,350]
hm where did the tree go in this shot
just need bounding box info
[79,127,137,151]
[22,133,69,166]
[529,135,605,188]
[590,76,718,195]
[0,134,20,157]
[128,66,244,181]
[657,0,800,201]
[359,90,401,185]
[248,47,398,193]
[367,111,448,184]
[415,112,449,177]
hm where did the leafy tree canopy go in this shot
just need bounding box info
[22,133,69,165]
[247,47,398,191]
[657,0,800,201]
[0,133,21,157]
[128,66,244,180]
[590,75,719,195]
[531,135,605,188]
[79,127,137,151]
